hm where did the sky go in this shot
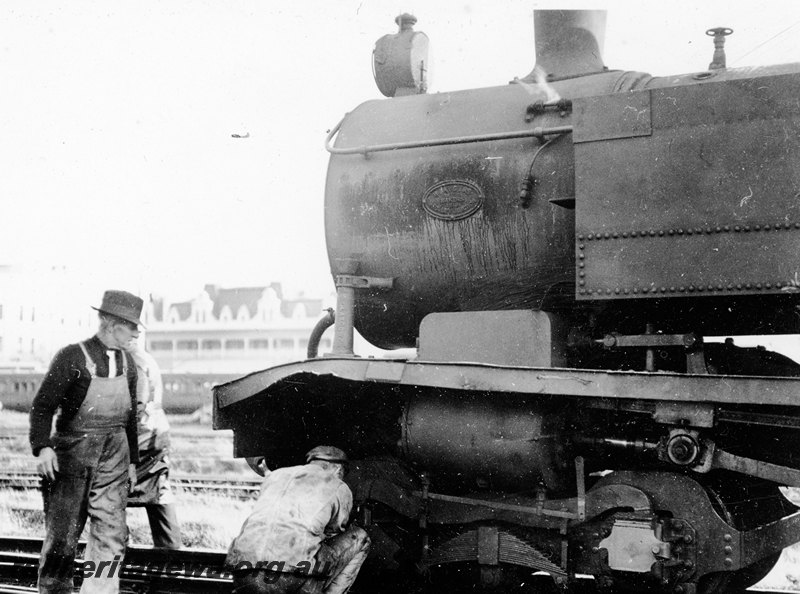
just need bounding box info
[2,0,800,302]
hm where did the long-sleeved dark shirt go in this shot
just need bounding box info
[29,335,139,463]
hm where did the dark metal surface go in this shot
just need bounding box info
[327,48,800,348]
[400,392,569,490]
[575,71,800,311]
[572,472,798,593]
[325,70,644,348]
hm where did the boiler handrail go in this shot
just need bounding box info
[325,116,572,156]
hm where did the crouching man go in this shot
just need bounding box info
[227,446,370,594]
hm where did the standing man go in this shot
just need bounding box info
[227,446,371,594]
[30,290,143,594]
[125,338,182,549]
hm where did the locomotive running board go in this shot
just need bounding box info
[213,357,800,413]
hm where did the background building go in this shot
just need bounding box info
[143,284,335,374]
[0,266,340,375]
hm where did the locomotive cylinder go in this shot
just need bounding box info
[400,393,570,492]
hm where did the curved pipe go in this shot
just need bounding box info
[307,308,336,359]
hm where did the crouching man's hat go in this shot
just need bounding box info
[306,445,348,464]
[92,290,145,328]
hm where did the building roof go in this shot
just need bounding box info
[280,297,323,318]
[150,283,325,324]
[209,284,281,319]
[171,301,192,321]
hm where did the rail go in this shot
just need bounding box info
[0,537,230,594]
[0,471,260,500]
[0,535,790,594]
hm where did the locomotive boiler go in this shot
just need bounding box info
[215,10,800,593]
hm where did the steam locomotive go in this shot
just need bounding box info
[214,10,800,593]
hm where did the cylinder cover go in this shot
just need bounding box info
[400,393,570,492]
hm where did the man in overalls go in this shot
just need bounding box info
[30,290,143,594]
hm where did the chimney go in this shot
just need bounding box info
[525,10,607,82]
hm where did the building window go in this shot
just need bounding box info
[319,338,331,350]
[277,338,294,349]
[202,339,222,350]
[225,339,245,350]
[177,340,199,351]
[249,339,270,350]
[150,340,173,351]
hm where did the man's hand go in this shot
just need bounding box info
[36,447,58,481]
[128,464,137,492]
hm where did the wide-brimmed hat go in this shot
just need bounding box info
[92,290,145,328]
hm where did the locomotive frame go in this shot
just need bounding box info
[214,9,800,594]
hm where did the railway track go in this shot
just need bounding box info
[0,426,232,440]
[0,537,230,594]
[0,471,260,499]
[0,536,793,594]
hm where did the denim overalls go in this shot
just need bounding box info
[39,343,132,594]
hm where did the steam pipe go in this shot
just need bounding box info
[307,308,335,359]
